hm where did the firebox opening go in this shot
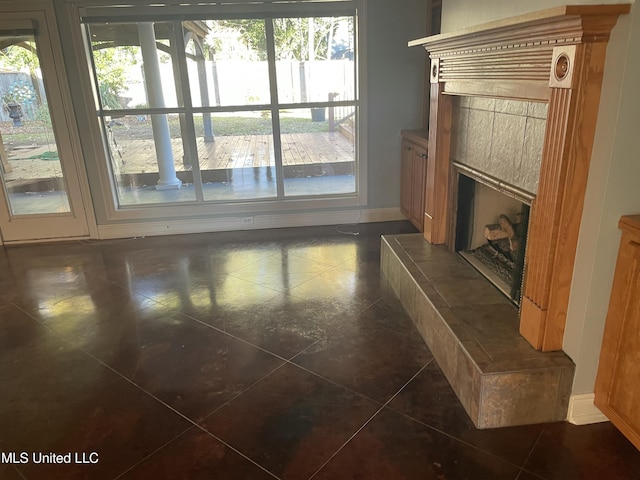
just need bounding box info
[455,173,530,305]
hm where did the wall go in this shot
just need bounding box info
[366,0,427,207]
[441,0,640,396]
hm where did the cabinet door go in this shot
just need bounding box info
[400,140,413,218]
[595,217,640,450]
[410,144,427,230]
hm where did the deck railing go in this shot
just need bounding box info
[327,92,354,133]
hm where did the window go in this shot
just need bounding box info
[82,2,361,211]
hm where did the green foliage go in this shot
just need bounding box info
[106,114,327,140]
[211,17,343,62]
[0,42,41,108]
[166,115,326,136]
[0,41,39,71]
[34,103,52,124]
[207,20,266,61]
[91,45,138,109]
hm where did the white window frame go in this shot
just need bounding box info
[74,0,368,223]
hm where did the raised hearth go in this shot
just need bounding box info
[381,233,575,429]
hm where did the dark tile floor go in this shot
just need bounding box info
[1,221,639,480]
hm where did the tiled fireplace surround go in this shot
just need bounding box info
[381,5,630,428]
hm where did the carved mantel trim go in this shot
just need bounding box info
[411,5,629,100]
[410,4,630,351]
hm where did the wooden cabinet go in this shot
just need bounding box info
[400,130,428,231]
[595,215,640,450]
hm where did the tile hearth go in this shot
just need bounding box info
[381,233,575,429]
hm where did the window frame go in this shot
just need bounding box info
[77,0,367,221]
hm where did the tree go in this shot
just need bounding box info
[0,41,39,71]
[0,40,44,107]
[210,17,348,62]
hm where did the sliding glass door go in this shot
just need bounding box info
[84,9,358,210]
[0,11,89,242]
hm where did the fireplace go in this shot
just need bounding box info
[409,4,630,351]
[454,171,530,305]
[447,94,545,305]
[382,5,630,428]
[380,4,630,429]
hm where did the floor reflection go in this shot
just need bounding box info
[2,221,638,480]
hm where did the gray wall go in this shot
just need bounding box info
[366,0,427,208]
[442,0,640,396]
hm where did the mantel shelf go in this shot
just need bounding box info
[409,4,630,103]
[409,4,631,51]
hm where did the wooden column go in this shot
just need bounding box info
[521,42,609,351]
[424,59,452,245]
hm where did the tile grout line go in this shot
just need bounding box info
[111,424,281,480]
[383,397,536,474]
[9,305,288,480]
[110,427,200,480]
[98,356,287,480]
[306,360,435,479]
[12,274,393,464]
[515,429,547,480]
[11,465,27,480]
[2,224,421,480]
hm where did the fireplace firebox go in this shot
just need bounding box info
[454,171,531,305]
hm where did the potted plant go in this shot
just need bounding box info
[2,81,36,127]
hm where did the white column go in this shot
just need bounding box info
[138,22,181,190]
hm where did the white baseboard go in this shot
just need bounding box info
[567,393,610,425]
[97,208,405,239]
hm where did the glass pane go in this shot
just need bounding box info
[104,114,196,205]
[87,22,179,110]
[280,107,355,197]
[186,20,270,107]
[0,32,71,215]
[196,111,277,201]
[274,17,355,104]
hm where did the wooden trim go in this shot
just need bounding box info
[520,296,546,349]
[522,87,573,325]
[594,215,640,450]
[409,5,630,49]
[539,41,609,351]
[401,129,429,149]
[443,80,550,102]
[411,5,628,351]
[424,82,452,244]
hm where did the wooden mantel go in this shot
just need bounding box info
[410,5,630,351]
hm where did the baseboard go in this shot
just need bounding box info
[97,208,405,239]
[567,394,610,425]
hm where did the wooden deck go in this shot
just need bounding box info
[109,132,354,176]
[3,132,354,183]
